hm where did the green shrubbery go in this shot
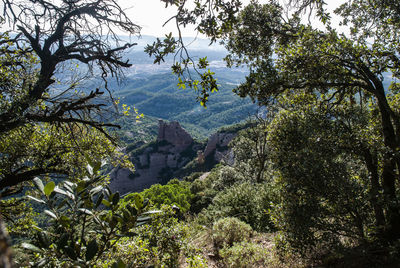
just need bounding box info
[141,179,193,212]
[219,241,269,268]
[212,217,253,249]
[15,161,153,267]
[97,206,207,268]
[200,182,274,232]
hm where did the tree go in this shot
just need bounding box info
[222,0,400,241]
[0,0,139,191]
[159,0,400,243]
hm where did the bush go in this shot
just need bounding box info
[219,241,269,268]
[126,179,193,213]
[202,182,274,232]
[98,206,189,268]
[140,206,189,267]
[96,237,152,267]
[212,217,253,249]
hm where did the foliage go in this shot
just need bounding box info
[139,206,188,267]
[221,0,400,243]
[98,206,209,268]
[124,179,193,213]
[0,0,139,190]
[0,197,37,238]
[0,122,133,191]
[189,167,221,214]
[17,161,153,267]
[202,182,274,232]
[211,217,253,249]
[96,236,152,267]
[219,241,269,268]
[267,105,374,254]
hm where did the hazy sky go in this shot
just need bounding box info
[121,0,345,37]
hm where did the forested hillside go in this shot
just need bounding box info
[1,0,400,267]
[114,69,257,141]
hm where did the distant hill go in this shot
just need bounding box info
[102,36,258,144]
[115,69,257,140]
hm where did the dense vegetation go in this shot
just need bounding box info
[1,0,400,267]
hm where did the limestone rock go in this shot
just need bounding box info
[157,120,193,152]
[204,132,236,158]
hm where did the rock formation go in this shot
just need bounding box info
[203,132,236,164]
[110,120,238,194]
[110,120,195,194]
[157,120,193,152]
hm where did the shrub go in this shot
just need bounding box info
[96,237,152,267]
[203,182,274,232]
[141,179,193,212]
[219,241,269,268]
[212,217,253,249]
[140,205,189,267]
[17,161,153,267]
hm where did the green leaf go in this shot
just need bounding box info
[127,205,137,216]
[85,240,98,261]
[44,210,57,219]
[136,216,151,223]
[27,195,46,204]
[54,187,75,200]
[32,225,44,232]
[90,185,103,196]
[142,210,162,215]
[21,242,42,253]
[78,208,93,216]
[33,177,44,194]
[44,181,55,197]
[86,164,93,176]
[95,193,104,208]
[102,199,111,207]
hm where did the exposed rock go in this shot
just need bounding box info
[110,121,238,194]
[110,120,196,194]
[157,120,193,152]
[203,132,236,159]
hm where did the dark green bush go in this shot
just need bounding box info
[202,182,274,232]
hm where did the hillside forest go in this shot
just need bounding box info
[1,0,400,267]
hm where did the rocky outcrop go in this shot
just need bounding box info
[203,132,236,165]
[110,120,195,194]
[110,121,238,194]
[157,120,193,152]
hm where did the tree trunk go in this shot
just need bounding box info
[363,149,386,236]
[376,91,400,240]
[0,216,13,268]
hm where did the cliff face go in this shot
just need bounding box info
[203,132,236,164]
[157,120,193,152]
[109,120,237,194]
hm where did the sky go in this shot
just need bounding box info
[120,0,345,38]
